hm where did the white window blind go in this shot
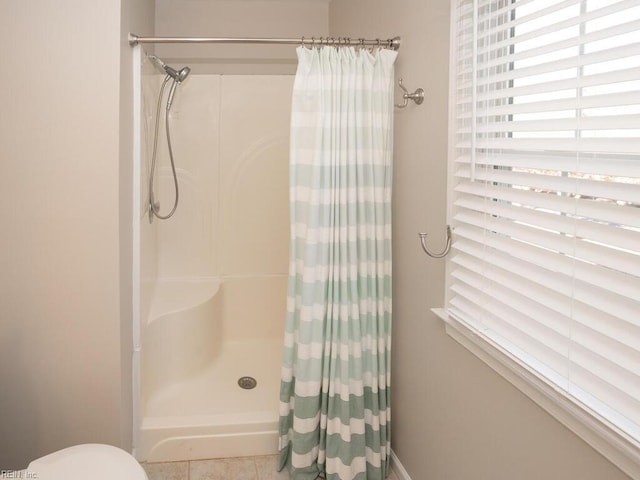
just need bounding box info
[448,0,640,452]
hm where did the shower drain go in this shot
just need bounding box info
[237,376,257,390]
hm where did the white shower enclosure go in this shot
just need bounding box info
[132,48,293,462]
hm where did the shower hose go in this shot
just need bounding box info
[148,75,180,221]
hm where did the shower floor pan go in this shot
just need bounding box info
[138,338,283,462]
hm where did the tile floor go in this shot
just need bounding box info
[142,455,400,480]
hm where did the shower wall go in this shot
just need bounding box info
[136,68,293,459]
[156,75,291,279]
[155,74,220,278]
[140,71,292,325]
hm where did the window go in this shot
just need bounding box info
[446,0,640,476]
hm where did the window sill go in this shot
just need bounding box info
[432,308,640,480]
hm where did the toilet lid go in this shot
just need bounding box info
[27,444,147,480]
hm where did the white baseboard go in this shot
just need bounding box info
[390,449,412,480]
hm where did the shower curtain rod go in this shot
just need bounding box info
[128,34,401,50]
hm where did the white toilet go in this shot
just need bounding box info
[22,444,148,480]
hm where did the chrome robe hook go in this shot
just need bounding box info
[418,225,452,258]
[395,78,424,108]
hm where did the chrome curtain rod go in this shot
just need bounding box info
[128,34,401,50]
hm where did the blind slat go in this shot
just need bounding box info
[453,236,640,324]
[478,19,640,73]
[458,67,640,104]
[454,224,640,310]
[474,0,626,50]
[454,167,640,204]
[471,43,640,89]
[471,113,640,134]
[454,250,640,396]
[455,137,640,154]
[453,209,640,310]
[468,92,640,119]
[450,280,572,375]
[455,153,640,180]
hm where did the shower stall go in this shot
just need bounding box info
[132,48,293,462]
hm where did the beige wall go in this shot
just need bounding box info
[154,0,329,74]
[0,0,153,468]
[329,1,630,479]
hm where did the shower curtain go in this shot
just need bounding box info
[279,46,397,480]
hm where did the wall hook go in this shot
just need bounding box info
[395,78,425,108]
[418,225,452,258]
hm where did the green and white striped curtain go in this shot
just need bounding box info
[278,46,397,480]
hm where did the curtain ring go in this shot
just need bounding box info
[300,36,305,47]
[377,38,381,48]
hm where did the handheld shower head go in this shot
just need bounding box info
[178,67,191,82]
[148,55,191,83]
[164,65,191,83]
